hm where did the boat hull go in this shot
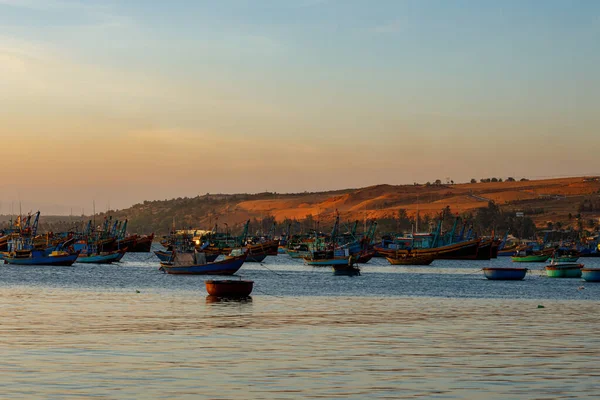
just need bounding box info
[385,255,434,265]
[376,239,481,260]
[205,280,253,297]
[77,249,126,264]
[160,254,247,275]
[582,268,600,282]
[511,255,551,263]
[483,267,528,280]
[4,252,79,266]
[545,264,583,278]
[130,234,154,252]
[155,250,218,263]
[304,257,349,266]
[475,239,493,260]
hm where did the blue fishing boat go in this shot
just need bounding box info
[482,267,528,280]
[304,256,349,266]
[77,248,127,264]
[4,248,80,266]
[581,268,600,282]
[160,251,247,275]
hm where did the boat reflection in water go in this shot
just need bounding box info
[205,295,253,304]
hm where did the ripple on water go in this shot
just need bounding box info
[0,253,599,398]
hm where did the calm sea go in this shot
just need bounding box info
[1,252,599,399]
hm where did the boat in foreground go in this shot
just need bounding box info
[205,279,254,297]
[581,268,600,282]
[545,263,583,278]
[482,267,528,280]
[160,251,247,275]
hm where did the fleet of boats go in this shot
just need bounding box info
[2,208,599,293]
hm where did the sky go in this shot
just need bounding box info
[1,0,599,214]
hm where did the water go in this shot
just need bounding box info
[1,253,599,398]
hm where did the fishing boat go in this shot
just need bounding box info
[511,249,551,263]
[545,263,583,278]
[482,267,528,280]
[475,238,494,260]
[581,268,600,282]
[205,279,254,297]
[130,233,154,252]
[76,248,127,264]
[155,249,218,263]
[352,249,374,264]
[4,248,80,266]
[160,250,247,275]
[304,256,349,266]
[385,254,435,265]
[375,238,481,260]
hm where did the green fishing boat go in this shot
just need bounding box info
[511,254,550,263]
[545,263,583,278]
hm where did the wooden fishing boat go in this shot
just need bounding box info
[160,251,247,275]
[375,238,481,260]
[115,235,137,251]
[3,249,80,266]
[482,267,528,280]
[355,249,375,264]
[155,250,218,263]
[130,233,154,252]
[497,243,520,257]
[385,253,435,265]
[581,268,600,282]
[511,254,550,263]
[475,238,494,260]
[205,279,253,297]
[76,248,127,264]
[545,263,583,278]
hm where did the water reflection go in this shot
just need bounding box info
[205,295,253,304]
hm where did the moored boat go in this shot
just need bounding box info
[482,267,528,280]
[77,248,127,264]
[511,254,551,263]
[385,254,435,265]
[545,263,583,278]
[130,233,154,252]
[4,249,80,266]
[581,268,600,282]
[205,279,253,297]
[304,256,349,266]
[160,251,247,275]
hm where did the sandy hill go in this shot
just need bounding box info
[79,176,600,235]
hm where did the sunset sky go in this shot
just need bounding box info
[1,0,599,214]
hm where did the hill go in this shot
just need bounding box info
[83,176,600,235]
